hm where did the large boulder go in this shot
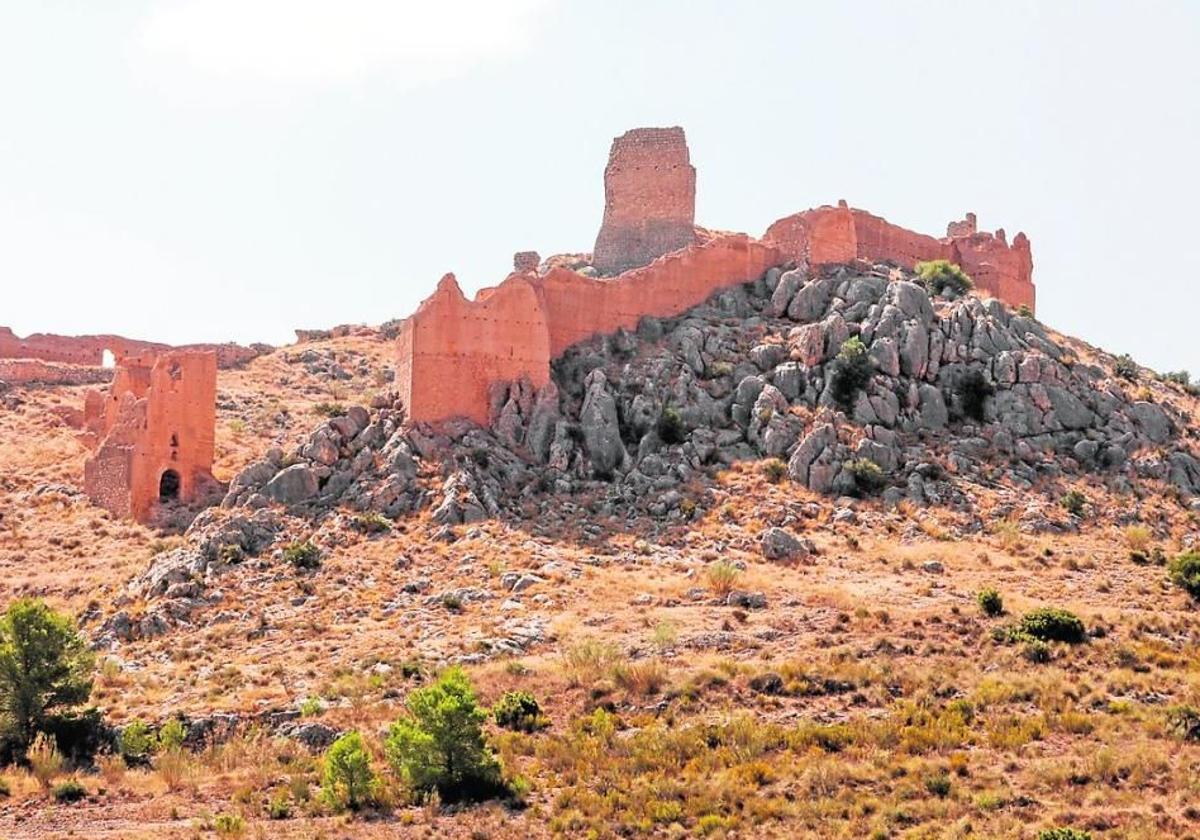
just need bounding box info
[263,464,319,504]
[580,370,626,475]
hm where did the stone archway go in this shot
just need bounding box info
[159,469,181,502]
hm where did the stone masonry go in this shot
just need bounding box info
[83,351,218,522]
[592,127,697,275]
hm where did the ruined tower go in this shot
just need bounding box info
[592,127,697,275]
[83,350,217,522]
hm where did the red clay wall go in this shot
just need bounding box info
[83,351,217,522]
[539,235,780,357]
[0,359,113,387]
[397,234,781,425]
[396,274,552,427]
[764,205,1035,312]
[0,327,263,369]
[592,127,697,276]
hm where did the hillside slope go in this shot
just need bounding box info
[3,267,1200,839]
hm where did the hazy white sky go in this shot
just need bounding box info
[2,1,1198,374]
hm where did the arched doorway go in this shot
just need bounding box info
[159,469,181,502]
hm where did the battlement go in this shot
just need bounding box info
[0,326,266,369]
[395,127,1037,427]
[764,203,1035,311]
[82,350,217,522]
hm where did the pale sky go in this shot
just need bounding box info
[2,2,1197,375]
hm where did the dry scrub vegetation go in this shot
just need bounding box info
[2,334,1200,839]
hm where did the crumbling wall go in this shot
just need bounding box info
[0,327,265,369]
[397,234,781,425]
[764,205,1035,312]
[539,234,780,356]
[0,360,113,387]
[396,275,552,426]
[83,351,217,522]
[592,127,697,275]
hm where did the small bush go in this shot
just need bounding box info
[1124,524,1152,553]
[351,512,391,535]
[313,402,346,418]
[1166,705,1200,741]
[1168,551,1200,599]
[1023,639,1052,664]
[158,718,187,752]
[612,659,669,696]
[1060,490,1087,518]
[267,790,291,819]
[493,691,547,733]
[300,696,324,717]
[915,260,974,298]
[844,458,885,496]
[705,560,742,597]
[119,720,154,766]
[321,731,378,812]
[1017,304,1034,318]
[561,639,619,687]
[924,773,951,798]
[384,667,505,803]
[977,588,1004,617]
[0,777,9,797]
[1037,830,1092,840]
[1016,608,1087,644]
[656,407,686,445]
[1163,369,1191,387]
[830,337,873,410]
[956,369,994,423]
[52,779,86,803]
[283,541,321,570]
[761,459,787,484]
[213,812,247,836]
[1113,354,1138,382]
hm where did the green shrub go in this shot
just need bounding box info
[0,599,94,752]
[493,691,547,733]
[1113,354,1138,382]
[1017,304,1034,318]
[844,458,885,496]
[213,812,246,835]
[830,337,873,410]
[313,402,346,418]
[384,667,505,803]
[1023,639,1052,664]
[118,720,154,765]
[267,790,291,819]
[977,588,1004,617]
[321,731,378,812]
[0,777,9,797]
[300,696,324,717]
[283,541,321,570]
[1016,608,1087,644]
[52,778,86,803]
[1166,705,1200,741]
[955,369,994,423]
[1037,830,1092,840]
[1163,370,1191,387]
[924,773,951,798]
[1168,551,1200,599]
[350,512,391,535]
[158,718,187,752]
[1060,490,1087,518]
[761,459,787,484]
[915,260,974,298]
[656,407,686,445]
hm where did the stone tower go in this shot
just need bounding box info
[592,127,697,275]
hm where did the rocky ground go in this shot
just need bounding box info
[2,268,1200,838]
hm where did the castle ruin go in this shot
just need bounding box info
[82,351,218,522]
[396,126,1037,427]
